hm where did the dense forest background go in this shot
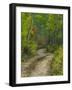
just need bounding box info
[21,12,63,76]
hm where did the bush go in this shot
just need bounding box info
[46,45,58,53]
[50,47,63,75]
[21,41,37,60]
[28,41,37,56]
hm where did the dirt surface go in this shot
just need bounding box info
[21,49,53,77]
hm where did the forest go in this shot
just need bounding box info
[21,12,63,77]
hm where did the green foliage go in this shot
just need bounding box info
[28,41,37,56]
[21,41,37,62]
[21,12,63,61]
[22,41,37,58]
[50,47,63,75]
[46,45,59,53]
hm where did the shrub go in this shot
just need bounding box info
[28,41,37,56]
[46,45,58,53]
[21,41,37,60]
[50,47,63,75]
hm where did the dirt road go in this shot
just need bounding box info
[21,49,53,77]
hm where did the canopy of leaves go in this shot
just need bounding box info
[21,12,63,57]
